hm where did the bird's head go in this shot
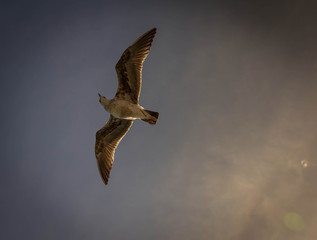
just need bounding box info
[98,93,109,108]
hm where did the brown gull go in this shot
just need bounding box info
[95,28,159,185]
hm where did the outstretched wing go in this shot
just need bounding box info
[115,28,157,104]
[95,115,133,185]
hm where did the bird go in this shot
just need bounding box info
[95,28,159,185]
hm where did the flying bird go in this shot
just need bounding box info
[95,28,159,185]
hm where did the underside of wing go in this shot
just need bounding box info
[95,115,133,185]
[115,28,157,103]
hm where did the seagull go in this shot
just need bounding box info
[95,28,159,185]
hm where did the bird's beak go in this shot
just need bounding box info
[98,93,101,97]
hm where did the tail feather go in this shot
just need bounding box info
[144,110,159,119]
[141,110,159,125]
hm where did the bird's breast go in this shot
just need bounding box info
[108,100,143,120]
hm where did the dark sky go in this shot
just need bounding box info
[1,0,317,239]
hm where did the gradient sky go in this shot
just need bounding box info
[1,0,317,239]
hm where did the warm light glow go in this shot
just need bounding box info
[283,213,305,231]
[301,159,309,168]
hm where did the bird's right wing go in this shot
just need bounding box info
[95,115,133,185]
[115,28,157,103]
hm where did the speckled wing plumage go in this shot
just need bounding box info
[115,28,157,104]
[95,115,133,185]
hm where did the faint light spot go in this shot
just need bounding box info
[301,159,308,168]
[283,212,305,231]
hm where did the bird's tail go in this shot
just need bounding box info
[145,110,159,119]
[141,110,159,125]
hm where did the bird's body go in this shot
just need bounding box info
[99,97,157,122]
[95,28,159,185]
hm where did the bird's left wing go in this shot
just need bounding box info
[95,115,133,185]
[115,28,157,104]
